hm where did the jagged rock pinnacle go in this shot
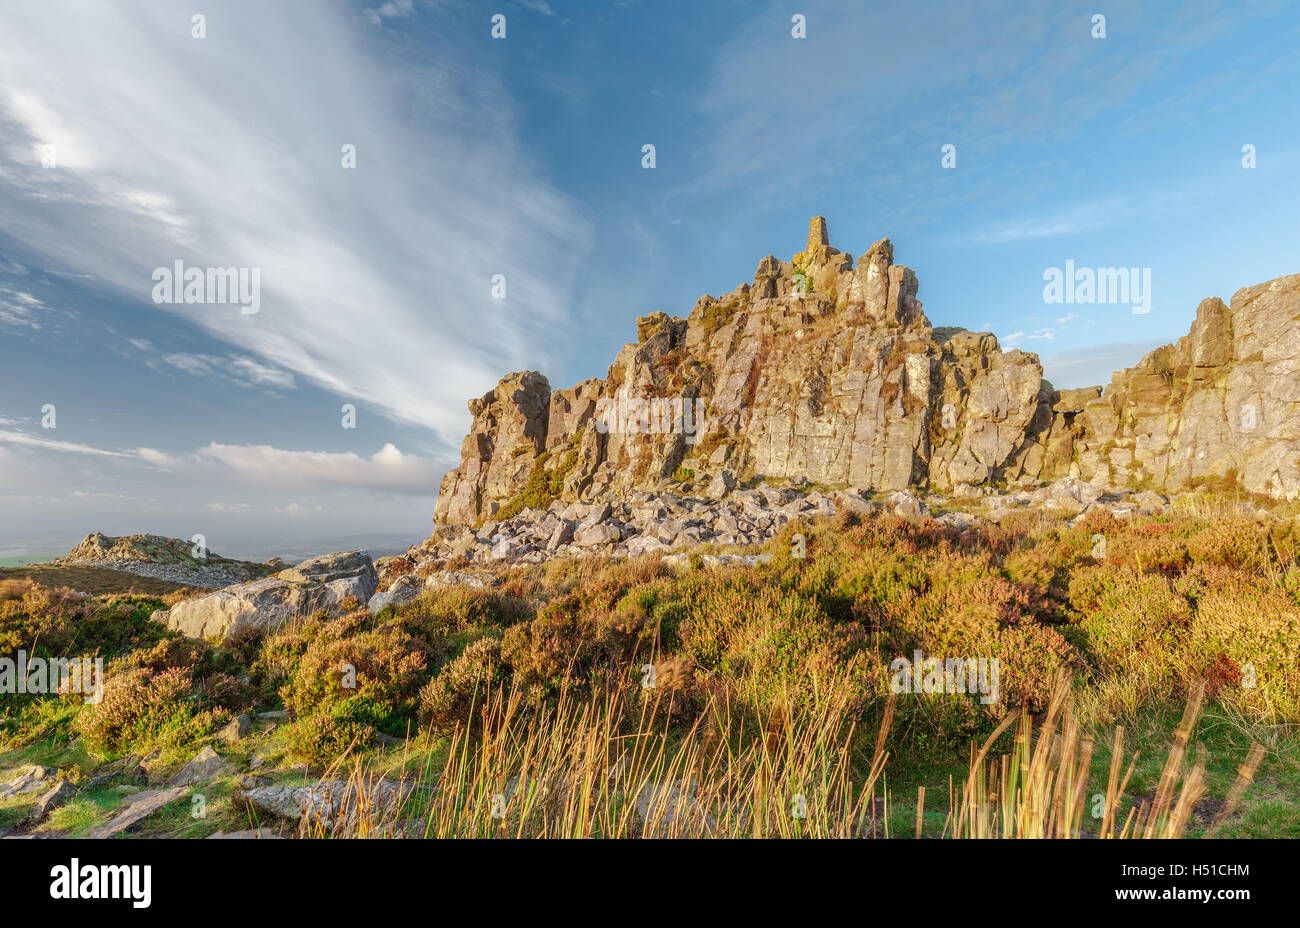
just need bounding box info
[807,216,829,250]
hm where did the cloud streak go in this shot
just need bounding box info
[0,1,590,447]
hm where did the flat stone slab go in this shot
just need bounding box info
[88,787,187,838]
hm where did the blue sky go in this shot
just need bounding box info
[1,0,1297,557]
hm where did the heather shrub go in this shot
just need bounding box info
[1186,566,1300,722]
[284,713,374,766]
[638,656,708,719]
[277,610,430,736]
[71,628,243,756]
[1067,564,1196,706]
[418,636,507,731]
[499,604,589,691]
[1184,517,1288,572]
[395,586,532,640]
[74,666,224,756]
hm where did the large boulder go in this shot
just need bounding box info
[275,550,377,591]
[162,551,376,641]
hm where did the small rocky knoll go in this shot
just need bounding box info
[52,532,278,589]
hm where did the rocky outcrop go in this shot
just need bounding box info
[53,532,276,588]
[433,372,551,525]
[160,550,377,641]
[433,218,1300,526]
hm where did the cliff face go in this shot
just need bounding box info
[1078,279,1300,497]
[433,218,1300,525]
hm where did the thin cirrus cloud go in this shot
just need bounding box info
[151,352,297,390]
[968,198,1130,245]
[0,429,133,458]
[0,286,50,330]
[1037,340,1167,390]
[0,1,591,448]
[366,0,415,26]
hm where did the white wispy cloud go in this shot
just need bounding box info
[154,352,297,390]
[0,1,590,447]
[0,429,132,457]
[1039,340,1166,390]
[0,286,49,329]
[1,428,442,494]
[515,0,557,15]
[366,0,415,26]
[970,198,1129,245]
[1003,329,1057,348]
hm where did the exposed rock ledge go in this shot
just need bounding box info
[380,477,1204,600]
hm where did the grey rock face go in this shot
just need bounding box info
[0,766,57,800]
